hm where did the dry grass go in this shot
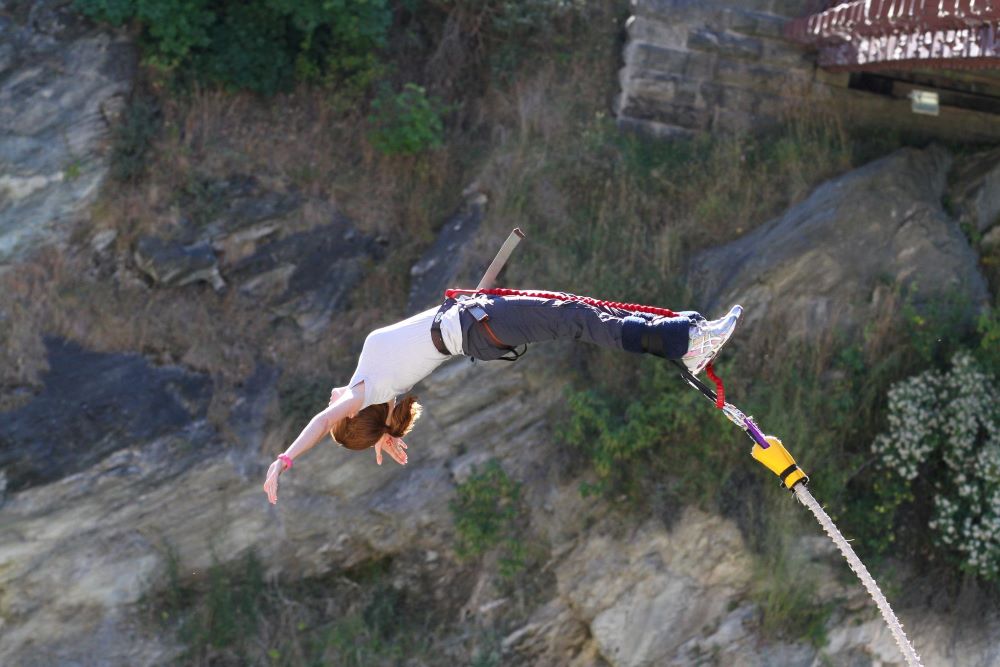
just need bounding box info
[863,282,908,366]
[157,86,466,237]
[485,110,855,303]
[0,258,55,407]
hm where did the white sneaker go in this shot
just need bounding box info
[681,305,743,375]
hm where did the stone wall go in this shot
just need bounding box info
[617,0,1000,142]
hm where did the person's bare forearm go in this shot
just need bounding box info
[280,384,364,464]
[281,413,333,463]
[263,383,364,504]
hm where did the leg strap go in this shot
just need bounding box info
[623,316,691,360]
[621,315,648,353]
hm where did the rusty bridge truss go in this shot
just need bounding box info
[785,0,1000,70]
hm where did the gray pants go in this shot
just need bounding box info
[457,294,696,362]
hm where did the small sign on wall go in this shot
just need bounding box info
[909,90,940,116]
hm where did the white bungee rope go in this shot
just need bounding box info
[794,484,923,666]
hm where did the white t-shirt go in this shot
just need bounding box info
[348,303,463,409]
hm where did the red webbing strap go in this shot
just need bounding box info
[705,362,725,409]
[444,287,680,318]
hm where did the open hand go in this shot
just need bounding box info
[374,434,407,466]
[263,459,284,504]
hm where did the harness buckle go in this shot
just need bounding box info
[467,304,490,322]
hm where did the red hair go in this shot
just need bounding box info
[331,395,422,450]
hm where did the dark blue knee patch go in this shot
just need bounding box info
[656,318,692,359]
[621,316,647,353]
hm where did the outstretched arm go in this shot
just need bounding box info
[262,382,365,504]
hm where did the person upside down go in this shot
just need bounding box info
[263,291,742,504]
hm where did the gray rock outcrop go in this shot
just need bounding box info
[949,145,1000,235]
[129,175,384,340]
[225,209,383,340]
[515,503,1000,666]
[0,337,211,493]
[133,236,224,289]
[407,189,487,312]
[689,145,990,339]
[0,1,136,262]
[555,511,755,666]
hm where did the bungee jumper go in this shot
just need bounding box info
[262,226,742,500]
[262,290,743,499]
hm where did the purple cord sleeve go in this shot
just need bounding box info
[745,418,771,449]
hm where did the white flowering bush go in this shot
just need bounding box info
[872,351,1000,578]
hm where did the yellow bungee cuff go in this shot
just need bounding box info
[751,435,808,490]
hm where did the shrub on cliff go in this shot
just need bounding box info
[433,0,584,77]
[871,350,1000,579]
[74,0,391,94]
[450,460,527,578]
[368,84,446,156]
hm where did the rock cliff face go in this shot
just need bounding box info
[0,337,212,492]
[0,351,558,665]
[0,1,135,262]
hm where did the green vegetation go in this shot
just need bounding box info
[977,307,1000,372]
[158,548,268,664]
[72,0,581,95]
[749,544,833,648]
[562,361,729,502]
[869,351,1000,578]
[754,584,833,649]
[368,84,446,156]
[450,459,529,578]
[74,0,391,94]
[981,243,1000,298]
[561,334,876,508]
[560,286,999,589]
[110,95,161,182]
[64,159,83,181]
[324,581,433,667]
[454,0,585,77]
[277,376,329,428]
[154,549,442,666]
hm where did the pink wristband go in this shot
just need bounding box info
[278,454,293,470]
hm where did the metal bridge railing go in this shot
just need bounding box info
[785,0,1000,69]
